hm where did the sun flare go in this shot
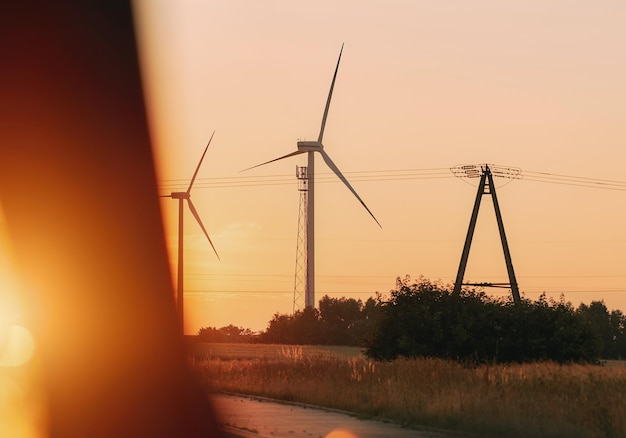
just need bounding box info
[0,324,35,367]
[325,429,358,438]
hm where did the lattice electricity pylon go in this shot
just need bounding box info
[293,166,308,313]
[451,164,521,304]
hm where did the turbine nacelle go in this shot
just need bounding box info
[166,131,219,261]
[241,45,380,314]
[242,45,381,229]
[297,140,323,152]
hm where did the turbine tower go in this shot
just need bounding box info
[163,132,220,331]
[246,45,381,309]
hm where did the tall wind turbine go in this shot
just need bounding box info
[163,131,219,332]
[245,45,381,309]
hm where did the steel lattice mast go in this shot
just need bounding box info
[293,166,308,312]
[243,45,381,310]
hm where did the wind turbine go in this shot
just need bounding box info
[245,45,381,309]
[162,131,219,332]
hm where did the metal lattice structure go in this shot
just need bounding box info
[244,45,381,312]
[293,166,308,313]
[451,164,521,304]
[246,44,382,308]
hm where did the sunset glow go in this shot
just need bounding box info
[0,208,43,438]
[134,1,626,334]
[0,325,35,367]
[0,209,33,368]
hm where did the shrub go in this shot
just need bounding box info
[366,277,601,363]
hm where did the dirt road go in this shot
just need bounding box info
[212,393,455,438]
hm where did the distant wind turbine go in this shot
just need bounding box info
[162,131,219,332]
[244,45,381,309]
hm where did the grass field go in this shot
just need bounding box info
[187,341,363,361]
[190,343,626,438]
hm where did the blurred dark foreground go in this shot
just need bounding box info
[0,2,223,437]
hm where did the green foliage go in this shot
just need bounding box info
[258,308,321,345]
[366,277,602,363]
[196,324,256,343]
[258,296,380,346]
[207,277,626,363]
[578,301,626,359]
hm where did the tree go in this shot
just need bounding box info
[259,308,322,345]
[609,310,626,359]
[259,313,296,344]
[292,306,322,344]
[577,301,611,356]
[352,297,381,347]
[577,302,626,359]
[366,277,601,363]
[197,325,256,343]
[318,295,363,346]
[259,297,380,346]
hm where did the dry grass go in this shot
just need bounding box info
[190,344,626,438]
[187,341,363,360]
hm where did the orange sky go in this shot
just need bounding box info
[133,0,626,334]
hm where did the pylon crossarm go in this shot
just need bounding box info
[451,163,521,180]
[462,282,514,288]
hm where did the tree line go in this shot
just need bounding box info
[197,276,626,363]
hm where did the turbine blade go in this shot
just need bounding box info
[187,130,215,193]
[317,43,343,144]
[320,150,382,228]
[186,199,220,260]
[241,150,305,172]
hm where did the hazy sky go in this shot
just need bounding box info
[134,1,626,333]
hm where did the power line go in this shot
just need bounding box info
[185,272,626,280]
[185,288,626,295]
[521,171,626,192]
[157,165,626,193]
[157,167,456,191]
[182,269,626,296]
[178,234,626,244]
[524,170,626,187]
[162,164,626,302]
[451,164,626,191]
